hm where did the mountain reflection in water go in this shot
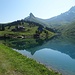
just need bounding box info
[1,36,75,75]
[2,35,75,59]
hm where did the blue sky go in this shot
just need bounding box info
[0,0,75,23]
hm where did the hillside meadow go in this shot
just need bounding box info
[0,44,61,75]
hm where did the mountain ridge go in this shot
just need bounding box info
[24,6,75,27]
[24,13,49,27]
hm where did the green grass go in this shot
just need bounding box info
[0,44,61,75]
[0,23,55,39]
[0,24,38,36]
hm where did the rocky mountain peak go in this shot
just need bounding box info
[69,6,75,12]
[29,13,35,18]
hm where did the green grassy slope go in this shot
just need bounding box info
[0,44,61,75]
[0,21,55,39]
[61,22,75,39]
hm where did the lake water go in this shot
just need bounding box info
[4,36,75,75]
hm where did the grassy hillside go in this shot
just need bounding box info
[0,21,55,39]
[61,22,75,39]
[0,44,61,75]
[51,21,75,38]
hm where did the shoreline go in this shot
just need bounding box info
[14,48,62,75]
[0,44,61,75]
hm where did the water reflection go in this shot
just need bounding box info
[1,36,75,75]
[1,35,75,59]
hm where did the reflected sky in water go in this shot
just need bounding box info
[2,36,75,75]
[15,48,75,75]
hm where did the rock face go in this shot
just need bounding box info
[24,13,49,27]
[69,6,75,12]
[25,13,35,22]
[30,13,35,18]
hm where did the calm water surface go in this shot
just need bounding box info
[12,36,75,75]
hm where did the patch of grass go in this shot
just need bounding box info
[0,22,55,39]
[0,44,61,75]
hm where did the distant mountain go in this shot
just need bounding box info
[24,13,49,27]
[63,22,75,37]
[24,6,75,28]
[46,6,75,26]
[1,6,75,35]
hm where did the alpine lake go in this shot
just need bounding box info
[1,35,75,75]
